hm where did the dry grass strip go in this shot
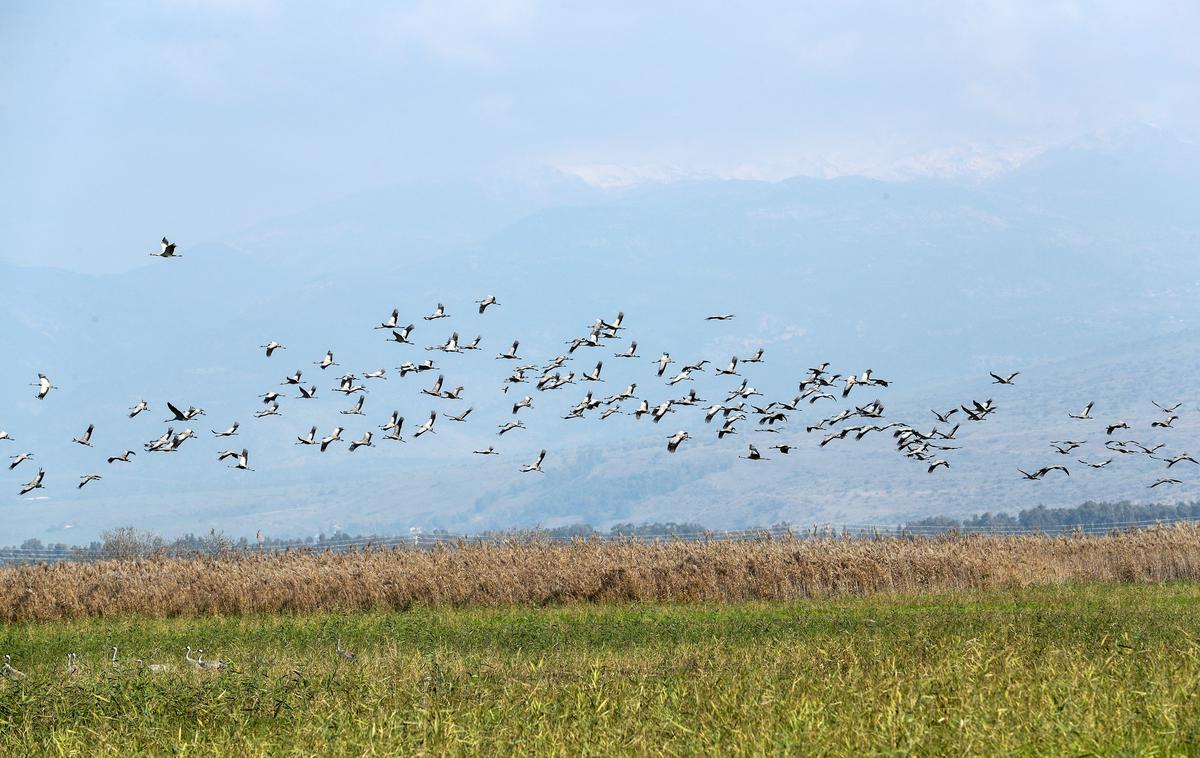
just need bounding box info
[4,526,1200,622]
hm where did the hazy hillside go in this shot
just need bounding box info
[2,129,1199,542]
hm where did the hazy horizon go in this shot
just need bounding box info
[4,3,1199,273]
[3,4,1200,544]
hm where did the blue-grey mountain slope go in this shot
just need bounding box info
[2,130,1199,542]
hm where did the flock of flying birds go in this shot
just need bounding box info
[2,237,1197,497]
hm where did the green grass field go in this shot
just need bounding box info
[2,582,1199,755]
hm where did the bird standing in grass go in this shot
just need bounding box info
[3,654,26,680]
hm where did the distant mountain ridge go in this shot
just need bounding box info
[2,128,1199,542]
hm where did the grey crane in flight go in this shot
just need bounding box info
[150,236,180,258]
[476,295,499,314]
[32,373,56,400]
[520,449,546,473]
[72,423,94,447]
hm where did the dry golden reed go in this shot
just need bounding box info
[4,526,1200,622]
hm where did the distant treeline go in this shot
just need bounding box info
[5,504,1200,562]
[906,500,1200,532]
[0,522,714,562]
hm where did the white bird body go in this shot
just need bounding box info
[421,375,445,397]
[739,444,769,461]
[634,399,650,419]
[72,423,95,447]
[652,401,674,423]
[582,361,604,382]
[569,392,597,416]
[497,340,521,360]
[667,369,693,385]
[375,308,400,330]
[167,429,195,451]
[430,332,460,352]
[78,473,102,488]
[32,373,56,400]
[261,341,286,357]
[212,422,240,437]
[340,396,366,415]
[605,384,637,404]
[414,412,437,438]
[655,353,672,377]
[228,449,253,470]
[319,427,345,452]
[600,311,625,331]
[151,237,180,257]
[666,431,690,453]
[146,428,173,451]
[1150,477,1182,488]
[497,420,525,435]
[389,325,416,344]
[716,357,739,376]
[349,433,374,452]
[3,654,26,680]
[19,468,44,495]
[164,402,206,422]
[520,449,546,473]
[476,295,499,314]
[137,659,174,674]
[195,650,227,671]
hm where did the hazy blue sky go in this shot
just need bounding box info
[2,2,1198,272]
